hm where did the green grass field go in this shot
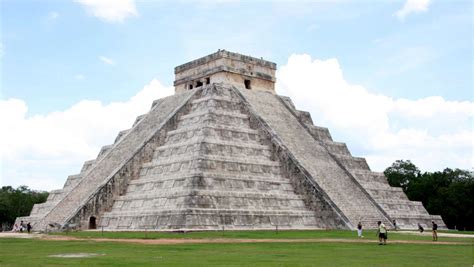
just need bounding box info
[0,230,472,266]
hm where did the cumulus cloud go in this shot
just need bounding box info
[75,0,138,23]
[276,54,473,172]
[0,79,173,190]
[395,0,431,20]
[99,56,115,65]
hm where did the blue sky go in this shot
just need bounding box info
[1,0,473,190]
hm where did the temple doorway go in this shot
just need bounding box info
[89,216,97,229]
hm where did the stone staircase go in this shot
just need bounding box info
[279,96,445,229]
[29,90,196,230]
[101,85,326,230]
[237,88,392,229]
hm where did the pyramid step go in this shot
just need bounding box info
[377,199,424,206]
[154,138,272,159]
[103,208,317,218]
[30,203,55,216]
[325,142,351,156]
[295,110,314,125]
[80,160,95,174]
[101,208,321,230]
[366,189,408,201]
[360,181,399,191]
[111,194,308,212]
[308,125,333,142]
[156,138,270,152]
[351,170,387,183]
[166,124,260,144]
[168,124,258,136]
[190,96,242,113]
[180,109,248,120]
[130,173,290,186]
[144,154,279,168]
[126,176,293,193]
[63,174,82,189]
[179,109,250,128]
[133,114,146,126]
[191,95,238,105]
[97,144,113,159]
[114,189,306,202]
[47,189,64,198]
[279,96,296,111]
[333,154,370,171]
[134,171,289,184]
[380,203,429,216]
[114,129,130,144]
[140,155,281,177]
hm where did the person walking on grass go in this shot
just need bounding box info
[357,222,363,238]
[376,221,387,245]
[432,221,438,241]
[418,223,424,233]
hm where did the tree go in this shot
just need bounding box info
[0,186,49,230]
[384,161,474,230]
[384,160,420,191]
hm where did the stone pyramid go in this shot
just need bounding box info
[17,50,445,231]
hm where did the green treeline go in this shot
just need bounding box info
[0,186,48,230]
[384,160,473,230]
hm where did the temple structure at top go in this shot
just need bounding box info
[174,50,276,93]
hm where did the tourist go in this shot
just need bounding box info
[392,219,397,230]
[19,220,24,232]
[376,221,387,245]
[418,223,424,233]
[26,222,32,234]
[357,222,363,238]
[432,221,438,241]
[12,223,19,232]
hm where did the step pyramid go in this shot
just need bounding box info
[17,50,445,231]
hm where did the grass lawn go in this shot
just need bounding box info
[0,237,472,267]
[51,229,474,243]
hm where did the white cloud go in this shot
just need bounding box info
[276,54,473,172]
[75,0,138,23]
[395,0,431,20]
[0,79,173,190]
[99,56,115,65]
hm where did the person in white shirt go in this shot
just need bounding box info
[376,221,387,245]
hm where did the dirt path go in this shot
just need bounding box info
[40,235,472,246]
[399,231,474,238]
[1,232,471,246]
